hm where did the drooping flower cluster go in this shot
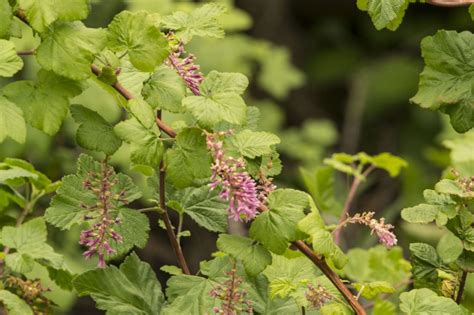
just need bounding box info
[79,161,126,267]
[209,266,253,314]
[6,276,52,314]
[206,131,261,222]
[166,40,204,96]
[305,283,333,310]
[343,211,397,248]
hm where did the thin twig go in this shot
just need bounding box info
[293,241,366,315]
[456,271,468,304]
[158,161,191,275]
[17,50,35,56]
[427,0,474,6]
[333,166,375,245]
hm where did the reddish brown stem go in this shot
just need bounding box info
[333,166,375,245]
[159,160,191,275]
[456,271,468,304]
[293,241,366,315]
[426,0,474,6]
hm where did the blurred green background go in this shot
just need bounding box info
[1,0,474,313]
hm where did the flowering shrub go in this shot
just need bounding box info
[0,0,472,314]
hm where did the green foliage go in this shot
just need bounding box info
[0,96,26,144]
[107,11,169,72]
[249,189,309,254]
[231,130,280,159]
[357,0,409,31]
[164,128,211,188]
[2,70,85,136]
[162,3,226,43]
[343,246,411,286]
[168,185,228,232]
[0,290,33,315]
[399,288,467,314]
[183,71,248,128]
[0,40,23,77]
[73,252,164,314]
[217,234,272,276]
[297,198,348,269]
[36,22,107,80]
[45,154,148,259]
[142,65,186,112]
[114,100,163,168]
[411,30,474,133]
[71,104,122,155]
[1,218,64,274]
[324,152,407,179]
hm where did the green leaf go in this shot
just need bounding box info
[110,208,150,258]
[373,300,396,315]
[45,154,142,230]
[437,231,463,263]
[36,21,107,80]
[142,65,186,112]
[443,131,474,176]
[399,288,465,314]
[231,129,280,158]
[249,189,309,254]
[411,30,474,133]
[435,179,467,198]
[200,71,249,95]
[183,92,247,129]
[1,218,65,274]
[343,246,411,286]
[300,166,340,214]
[114,100,163,167]
[3,70,85,135]
[409,243,442,292]
[0,0,12,38]
[107,11,169,72]
[263,254,319,299]
[0,290,33,315]
[71,105,122,155]
[165,128,212,188]
[73,252,164,314]
[320,303,352,315]
[401,204,439,224]
[160,265,182,276]
[365,0,409,31]
[371,152,408,177]
[0,96,26,143]
[352,281,395,300]
[162,3,226,43]
[54,0,90,22]
[0,40,23,77]
[217,234,272,276]
[170,185,227,233]
[18,0,57,33]
[312,230,348,269]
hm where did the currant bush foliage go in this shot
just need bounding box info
[0,0,471,314]
[358,0,474,133]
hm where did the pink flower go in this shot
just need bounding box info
[166,42,204,96]
[206,132,260,222]
[344,212,397,248]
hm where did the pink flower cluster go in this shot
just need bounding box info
[345,212,398,248]
[209,266,253,314]
[206,131,261,222]
[80,163,126,267]
[166,42,204,96]
[79,217,122,268]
